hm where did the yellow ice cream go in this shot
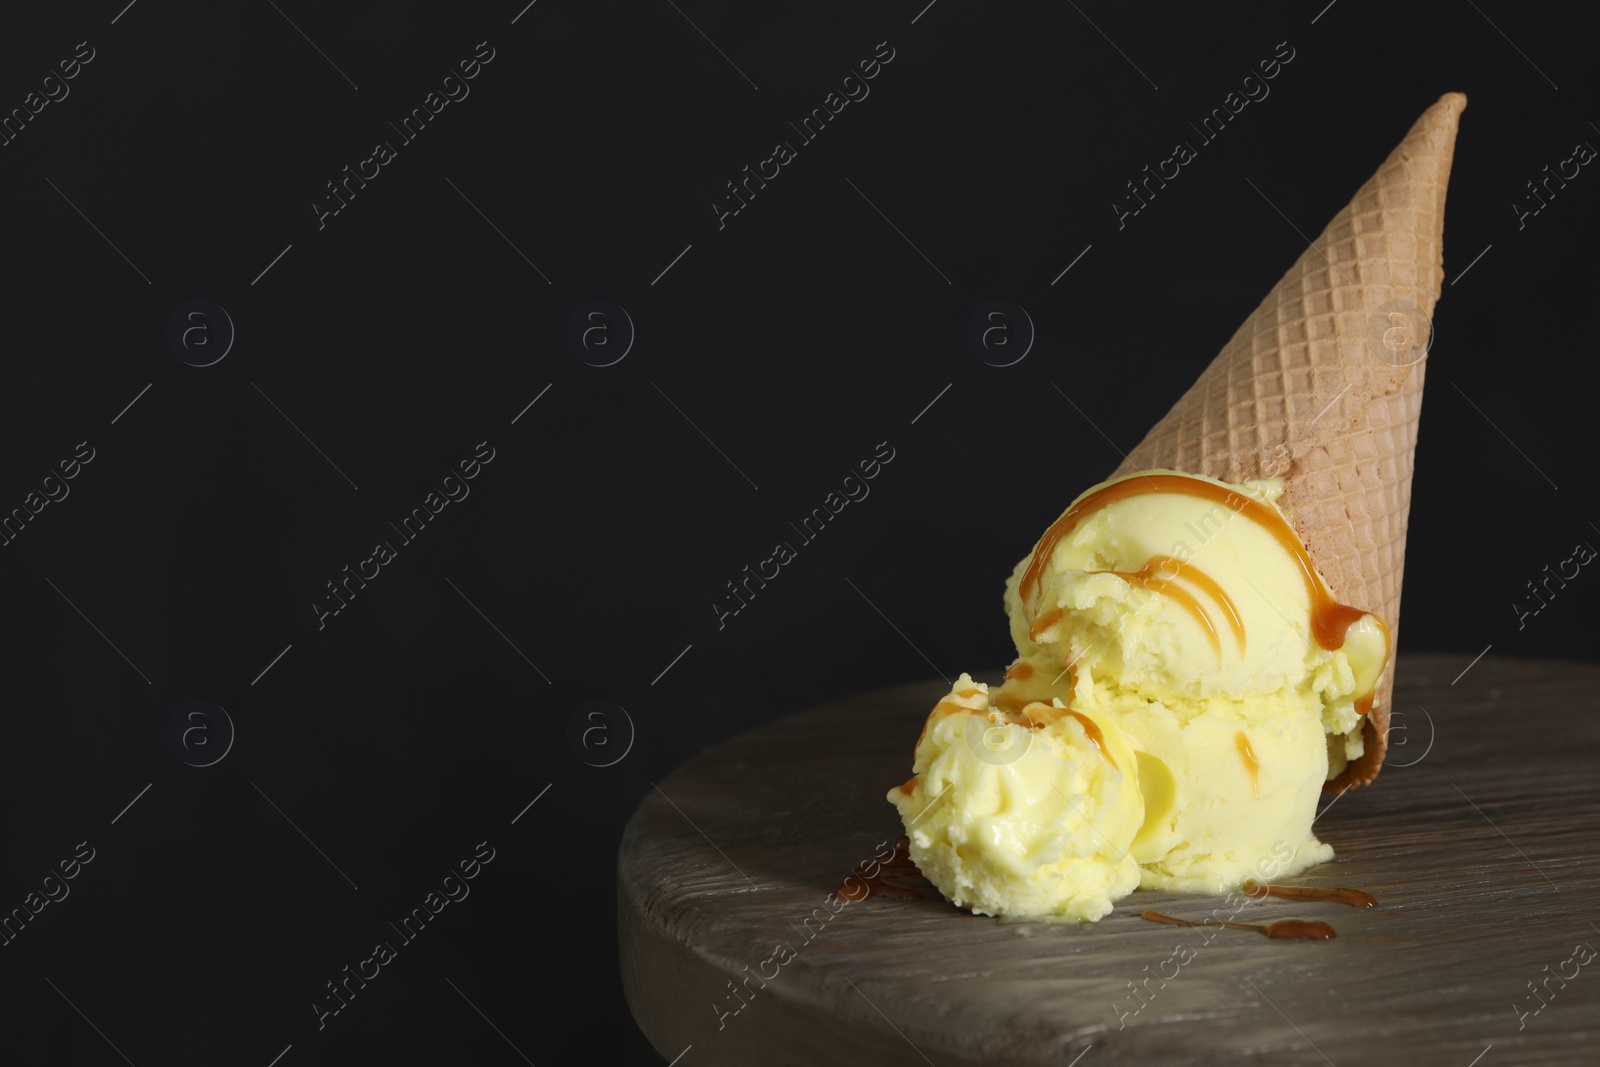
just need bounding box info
[888,677,1143,921]
[889,469,1389,915]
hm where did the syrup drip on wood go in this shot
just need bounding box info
[837,835,926,902]
[1242,880,1379,908]
[1141,909,1337,940]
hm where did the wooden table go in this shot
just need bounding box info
[619,654,1600,1065]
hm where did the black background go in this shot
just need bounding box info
[0,1,1594,1063]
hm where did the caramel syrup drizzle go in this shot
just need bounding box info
[1235,731,1260,797]
[992,692,1031,712]
[1028,607,1065,641]
[1022,474,1376,651]
[1141,909,1337,940]
[1018,473,1388,707]
[1090,555,1246,660]
[1241,880,1379,908]
[1018,702,1118,771]
[915,697,969,751]
[837,835,927,901]
[914,689,1115,772]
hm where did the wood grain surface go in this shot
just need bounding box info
[619,654,1600,1066]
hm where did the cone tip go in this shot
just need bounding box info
[1409,93,1467,143]
[1429,92,1467,127]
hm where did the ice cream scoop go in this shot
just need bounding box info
[1007,471,1387,770]
[888,677,1143,921]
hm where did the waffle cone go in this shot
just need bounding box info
[1111,93,1466,791]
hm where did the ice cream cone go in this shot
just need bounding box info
[1111,92,1467,791]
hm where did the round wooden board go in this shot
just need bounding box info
[619,654,1600,1066]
